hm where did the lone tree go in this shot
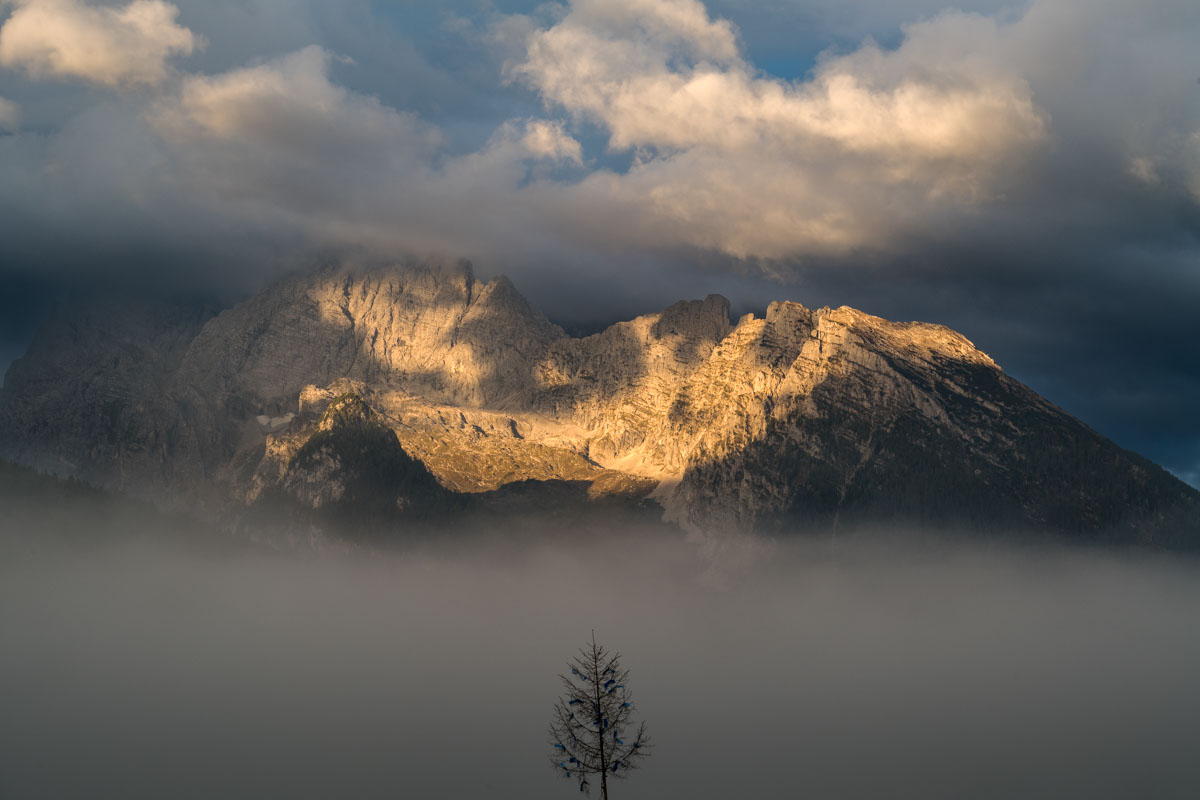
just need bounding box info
[548,634,650,797]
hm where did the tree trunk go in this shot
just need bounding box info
[592,633,609,800]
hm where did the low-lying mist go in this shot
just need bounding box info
[2,510,1199,799]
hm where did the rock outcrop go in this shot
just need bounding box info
[2,259,1197,545]
[255,391,451,527]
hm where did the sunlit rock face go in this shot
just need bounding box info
[2,259,1197,544]
[174,259,562,409]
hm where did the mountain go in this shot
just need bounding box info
[0,293,215,494]
[2,259,1197,546]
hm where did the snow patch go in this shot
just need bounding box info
[256,412,295,433]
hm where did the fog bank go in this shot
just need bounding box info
[2,527,1199,799]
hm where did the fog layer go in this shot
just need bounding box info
[2,526,1198,799]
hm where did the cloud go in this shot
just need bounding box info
[149,45,439,214]
[0,0,198,87]
[1128,156,1160,185]
[517,118,582,164]
[154,44,437,153]
[521,1,1043,161]
[0,0,1191,299]
[0,0,1194,281]
[509,0,1049,257]
[143,46,590,259]
[1189,132,1200,202]
[0,95,17,129]
[6,0,1192,275]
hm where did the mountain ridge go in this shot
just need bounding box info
[2,259,1196,546]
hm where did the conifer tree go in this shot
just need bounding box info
[548,634,650,798]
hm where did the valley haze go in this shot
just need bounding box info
[2,497,1199,799]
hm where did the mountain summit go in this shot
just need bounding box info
[3,260,1196,545]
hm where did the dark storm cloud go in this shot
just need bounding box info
[0,0,1197,482]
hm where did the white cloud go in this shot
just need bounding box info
[114,0,1197,268]
[3,0,1197,285]
[517,119,582,164]
[149,46,440,211]
[155,46,434,151]
[511,0,1049,257]
[0,96,18,130]
[0,0,197,87]
[143,47,588,255]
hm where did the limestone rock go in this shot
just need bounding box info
[2,260,1197,546]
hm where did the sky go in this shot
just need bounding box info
[0,0,1197,486]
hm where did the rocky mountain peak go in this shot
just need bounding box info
[651,294,732,342]
[315,392,375,432]
[256,388,450,526]
[2,260,1196,546]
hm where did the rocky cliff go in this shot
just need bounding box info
[2,259,1197,545]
